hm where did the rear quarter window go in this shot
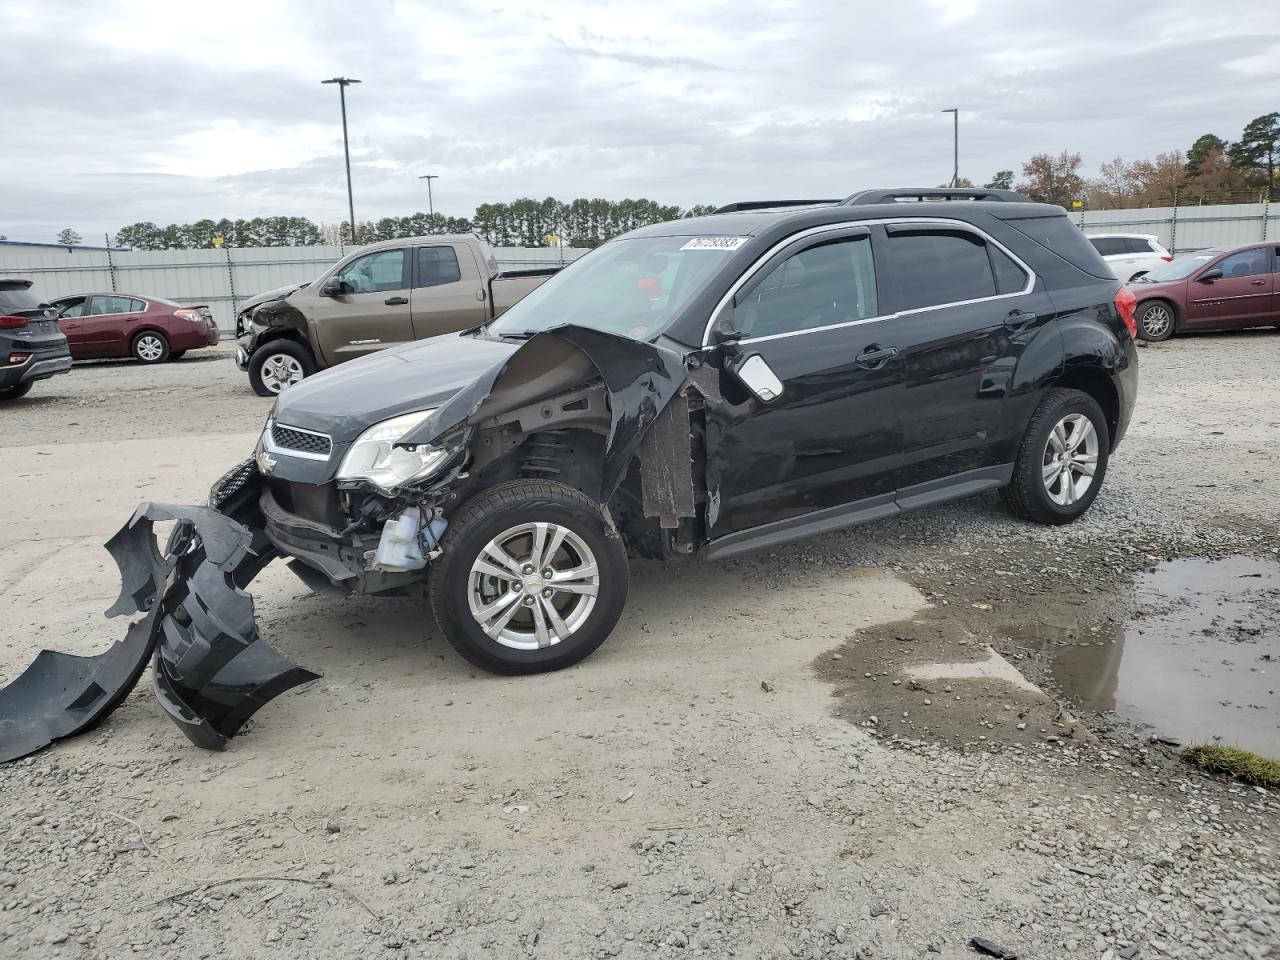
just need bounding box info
[1008,216,1112,280]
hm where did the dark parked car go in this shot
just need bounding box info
[0,279,72,401]
[1128,242,1279,341]
[0,188,1142,756]
[49,293,219,363]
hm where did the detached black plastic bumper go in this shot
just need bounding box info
[0,488,320,763]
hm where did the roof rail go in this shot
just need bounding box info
[713,199,841,214]
[841,187,1029,205]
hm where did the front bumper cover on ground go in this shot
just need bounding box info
[0,497,317,763]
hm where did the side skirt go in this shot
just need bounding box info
[704,464,1012,561]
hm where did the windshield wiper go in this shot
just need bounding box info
[496,329,540,341]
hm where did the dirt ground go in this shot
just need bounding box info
[1,337,1278,960]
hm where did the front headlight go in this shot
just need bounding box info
[336,410,452,493]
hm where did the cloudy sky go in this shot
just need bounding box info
[4,0,1277,243]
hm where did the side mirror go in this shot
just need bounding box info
[321,277,348,297]
[729,353,784,403]
[1196,267,1223,282]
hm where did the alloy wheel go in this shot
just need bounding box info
[260,354,305,393]
[1141,304,1172,339]
[467,521,599,650]
[1042,413,1099,506]
[136,335,165,362]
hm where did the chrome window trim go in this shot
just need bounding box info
[263,419,333,462]
[700,217,1037,347]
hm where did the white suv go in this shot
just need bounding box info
[1085,233,1173,281]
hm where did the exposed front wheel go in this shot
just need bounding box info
[132,331,170,364]
[429,480,629,674]
[248,341,315,396]
[1136,301,1174,341]
[1000,388,1110,525]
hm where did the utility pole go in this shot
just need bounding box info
[322,77,361,244]
[418,174,439,217]
[941,108,959,187]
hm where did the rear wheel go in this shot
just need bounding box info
[1136,300,1175,341]
[248,340,315,396]
[429,480,629,674]
[0,381,34,402]
[1001,388,1110,525]
[132,331,170,364]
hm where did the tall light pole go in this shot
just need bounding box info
[941,108,959,187]
[418,174,439,217]
[322,77,361,244]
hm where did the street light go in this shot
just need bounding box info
[418,174,439,217]
[941,108,959,187]
[322,77,361,244]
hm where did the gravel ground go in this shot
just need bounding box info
[1,334,1278,960]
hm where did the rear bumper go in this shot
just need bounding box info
[0,353,72,389]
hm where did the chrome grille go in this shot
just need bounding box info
[271,423,332,457]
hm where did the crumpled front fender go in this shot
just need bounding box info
[0,496,317,763]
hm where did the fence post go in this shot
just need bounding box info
[224,246,237,338]
[104,233,117,291]
[1263,197,1271,241]
[1169,189,1179,253]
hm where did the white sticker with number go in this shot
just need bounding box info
[680,236,748,251]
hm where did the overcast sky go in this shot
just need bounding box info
[3,0,1277,244]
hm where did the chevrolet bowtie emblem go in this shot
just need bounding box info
[256,450,277,475]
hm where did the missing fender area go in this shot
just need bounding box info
[0,501,317,763]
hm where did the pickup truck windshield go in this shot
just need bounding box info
[488,236,741,340]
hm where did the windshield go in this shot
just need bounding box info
[1139,251,1219,282]
[488,235,743,340]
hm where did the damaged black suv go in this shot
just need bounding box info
[226,187,1137,676]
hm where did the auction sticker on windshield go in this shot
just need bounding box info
[680,237,748,251]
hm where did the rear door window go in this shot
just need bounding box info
[416,246,463,287]
[1089,237,1125,257]
[87,295,137,315]
[884,228,998,311]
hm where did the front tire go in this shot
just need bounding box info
[132,331,170,364]
[248,340,315,396]
[1001,388,1110,525]
[429,480,629,674]
[1136,300,1175,342]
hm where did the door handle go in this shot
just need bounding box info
[384,296,409,305]
[1249,280,1266,286]
[856,345,898,368]
[1004,309,1037,329]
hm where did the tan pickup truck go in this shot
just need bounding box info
[235,235,559,395]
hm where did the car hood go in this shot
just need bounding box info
[270,333,520,441]
[1128,277,1185,298]
[239,281,310,316]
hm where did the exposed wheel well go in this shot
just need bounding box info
[130,327,169,345]
[1057,366,1120,449]
[255,329,314,356]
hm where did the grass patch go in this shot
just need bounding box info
[1182,745,1280,789]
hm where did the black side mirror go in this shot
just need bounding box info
[321,277,348,297]
[1197,267,1223,282]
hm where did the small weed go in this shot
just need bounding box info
[1182,745,1280,790]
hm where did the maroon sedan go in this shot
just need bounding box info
[1128,242,1279,342]
[49,293,220,363]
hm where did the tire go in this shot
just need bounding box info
[1136,300,1175,342]
[1000,388,1111,526]
[248,340,315,397]
[0,381,34,402]
[169,350,187,360]
[428,479,629,674]
[131,331,170,364]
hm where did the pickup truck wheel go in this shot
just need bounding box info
[248,341,315,396]
[429,480,629,674]
[1000,388,1110,526]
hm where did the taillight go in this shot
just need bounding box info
[1114,288,1138,339]
[174,308,200,323]
[1161,255,1173,262]
[7,352,31,365]
[0,315,29,329]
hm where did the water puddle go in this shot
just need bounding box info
[1010,555,1279,755]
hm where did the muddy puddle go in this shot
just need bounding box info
[1009,555,1279,755]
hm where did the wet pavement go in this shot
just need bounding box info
[1022,555,1279,755]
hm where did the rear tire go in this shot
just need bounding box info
[0,381,34,402]
[248,340,315,396]
[1000,388,1110,525]
[1136,300,1175,342]
[429,480,629,674]
[132,331,170,364]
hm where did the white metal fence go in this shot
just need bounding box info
[1074,201,1274,254]
[0,244,587,334]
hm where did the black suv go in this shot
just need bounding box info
[0,280,72,401]
[38,189,1137,751]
